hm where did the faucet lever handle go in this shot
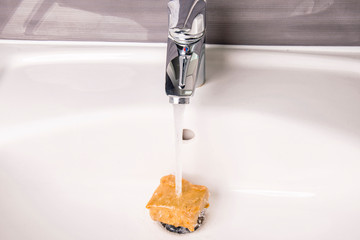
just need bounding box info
[178,46,192,89]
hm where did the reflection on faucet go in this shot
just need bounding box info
[165,0,206,104]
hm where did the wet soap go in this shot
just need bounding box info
[146,175,209,232]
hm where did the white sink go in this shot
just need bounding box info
[0,40,359,240]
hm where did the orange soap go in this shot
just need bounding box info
[146,175,209,232]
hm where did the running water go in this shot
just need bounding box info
[173,104,186,197]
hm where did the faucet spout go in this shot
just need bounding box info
[169,96,190,104]
[165,0,206,104]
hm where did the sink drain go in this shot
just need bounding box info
[160,210,205,234]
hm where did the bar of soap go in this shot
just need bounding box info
[146,175,209,232]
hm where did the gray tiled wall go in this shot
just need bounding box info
[0,0,359,45]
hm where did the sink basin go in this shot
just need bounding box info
[0,40,359,240]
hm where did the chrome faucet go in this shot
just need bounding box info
[165,0,206,104]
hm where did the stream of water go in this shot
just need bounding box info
[173,104,186,197]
